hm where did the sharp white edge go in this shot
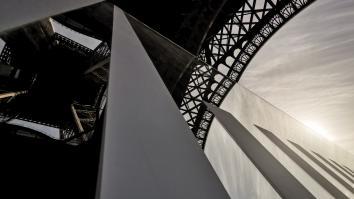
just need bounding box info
[97,6,229,199]
[0,0,103,32]
[6,118,60,139]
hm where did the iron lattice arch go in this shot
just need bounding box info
[179,0,315,147]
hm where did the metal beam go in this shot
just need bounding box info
[0,91,27,99]
[0,0,103,32]
[180,0,316,147]
[96,7,229,199]
[71,104,84,133]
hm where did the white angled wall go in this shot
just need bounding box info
[205,83,354,198]
[205,118,282,199]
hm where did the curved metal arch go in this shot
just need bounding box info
[179,0,316,147]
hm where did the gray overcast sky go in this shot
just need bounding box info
[240,0,354,153]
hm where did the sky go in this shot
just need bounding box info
[51,19,101,50]
[240,0,354,153]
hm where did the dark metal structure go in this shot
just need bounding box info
[0,30,110,144]
[0,0,316,198]
[0,0,315,148]
[179,0,315,147]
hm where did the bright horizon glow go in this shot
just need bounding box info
[303,120,335,141]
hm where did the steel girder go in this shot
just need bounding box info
[179,0,316,147]
[0,0,316,148]
[0,45,13,65]
[0,32,110,144]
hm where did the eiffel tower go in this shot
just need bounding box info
[0,0,317,198]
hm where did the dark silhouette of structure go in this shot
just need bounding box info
[0,0,315,198]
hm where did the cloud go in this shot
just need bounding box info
[239,0,354,153]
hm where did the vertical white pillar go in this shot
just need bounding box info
[97,7,228,199]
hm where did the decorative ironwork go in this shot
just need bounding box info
[180,0,315,147]
[91,41,111,62]
[61,40,110,145]
[0,44,13,65]
[53,33,93,56]
[0,33,110,145]
[62,40,110,144]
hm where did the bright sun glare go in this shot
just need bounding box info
[303,120,334,141]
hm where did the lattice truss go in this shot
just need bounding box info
[0,45,13,65]
[51,33,111,144]
[180,0,315,147]
[0,32,110,144]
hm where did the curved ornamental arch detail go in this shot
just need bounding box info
[179,0,315,147]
